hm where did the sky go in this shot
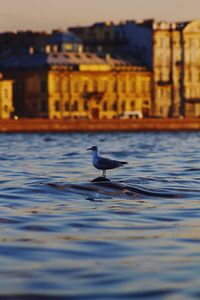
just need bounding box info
[0,0,200,32]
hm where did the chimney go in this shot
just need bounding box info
[53,45,58,53]
[78,44,83,54]
[29,47,34,55]
[45,45,51,54]
[105,53,111,61]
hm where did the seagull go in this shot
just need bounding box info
[87,146,128,178]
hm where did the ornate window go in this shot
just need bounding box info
[113,81,118,92]
[4,105,9,113]
[112,101,118,111]
[103,101,108,111]
[121,101,126,111]
[54,100,60,112]
[83,81,88,92]
[65,102,70,111]
[72,101,78,111]
[131,101,135,110]
[122,80,126,93]
[93,80,98,91]
[84,101,88,111]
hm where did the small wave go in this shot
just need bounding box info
[48,179,181,200]
[64,152,79,157]
[185,168,200,172]
[43,137,56,142]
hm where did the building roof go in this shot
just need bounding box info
[0,51,148,71]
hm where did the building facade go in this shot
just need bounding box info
[1,52,152,119]
[153,20,200,118]
[0,73,13,119]
[153,21,182,117]
[71,19,200,118]
[48,65,151,120]
[182,21,200,117]
[2,20,200,119]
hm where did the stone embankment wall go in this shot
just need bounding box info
[0,119,200,133]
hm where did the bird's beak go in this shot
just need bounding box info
[87,147,92,151]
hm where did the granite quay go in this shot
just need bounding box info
[0,118,200,133]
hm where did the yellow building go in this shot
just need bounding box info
[0,73,13,119]
[3,52,152,119]
[183,21,200,117]
[153,20,200,118]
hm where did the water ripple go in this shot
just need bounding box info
[0,132,199,299]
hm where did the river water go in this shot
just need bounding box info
[0,132,199,299]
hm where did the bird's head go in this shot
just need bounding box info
[87,146,98,153]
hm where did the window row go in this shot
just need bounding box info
[53,100,140,112]
[185,38,200,48]
[185,70,200,82]
[185,87,200,98]
[52,80,143,94]
[17,79,149,95]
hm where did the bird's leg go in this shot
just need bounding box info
[102,170,106,178]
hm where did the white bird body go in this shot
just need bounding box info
[87,146,127,178]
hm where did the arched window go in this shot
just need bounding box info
[122,80,126,93]
[84,101,88,111]
[113,81,118,92]
[83,82,88,92]
[93,80,98,92]
[4,105,8,113]
[72,101,78,111]
[131,101,135,110]
[54,100,60,112]
[65,102,70,111]
[121,101,126,111]
[112,101,118,111]
[103,101,108,111]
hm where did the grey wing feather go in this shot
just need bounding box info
[98,157,127,170]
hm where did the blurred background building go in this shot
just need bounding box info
[70,19,200,118]
[0,19,200,119]
[0,73,13,119]
[0,52,151,119]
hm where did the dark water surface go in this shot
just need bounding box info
[0,132,199,299]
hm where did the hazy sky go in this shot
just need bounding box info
[0,0,200,32]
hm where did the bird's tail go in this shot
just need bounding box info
[120,161,128,165]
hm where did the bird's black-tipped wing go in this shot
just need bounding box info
[95,157,128,170]
[119,161,128,165]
